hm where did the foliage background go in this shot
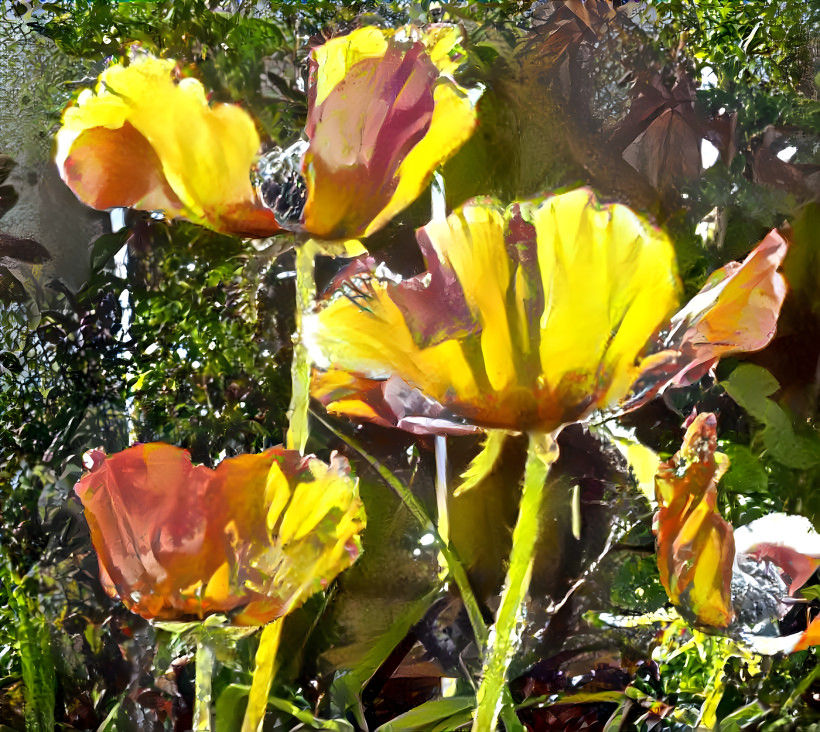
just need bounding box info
[0,0,818,730]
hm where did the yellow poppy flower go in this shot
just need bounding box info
[57,25,478,244]
[255,24,479,240]
[74,444,365,626]
[307,188,681,434]
[56,55,280,238]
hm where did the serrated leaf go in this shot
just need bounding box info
[719,443,768,495]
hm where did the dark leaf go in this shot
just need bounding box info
[0,232,51,264]
[0,185,19,219]
[0,350,24,374]
[750,127,820,201]
[0,266,28,303]
[0,154,15,185]
[617,71,703,194]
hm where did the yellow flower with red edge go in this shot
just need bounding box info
[55,55,280,238]
[654,413,735,627]
[74,444,365,626]
[306,188,789,436]
[653,414,820,653]
[296,24,477,240]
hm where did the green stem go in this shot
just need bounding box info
[241,619,284,732]
[287,239,318,454]
[193,631,216,732]
[473,431,559,732]
[312,410,488,650]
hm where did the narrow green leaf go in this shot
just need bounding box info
[454,430,508,496]
[375,696,475,732]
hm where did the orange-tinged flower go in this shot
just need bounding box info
[653,426,820,652]
[256,25,479,240]
[307,189,681,434]
[74,444,365,625]
[55,55,280,238]
[654,413,735,627]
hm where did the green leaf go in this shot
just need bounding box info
[719,443,768,495]
[215,684,250,732]
[328,587,440,726]
[718,700,769,731]
[90,231,128,271]
[800,585,820,602]
[374,696,475,732]
[267,696,354,731]
[722,364,820,469]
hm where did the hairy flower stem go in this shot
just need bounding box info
[473,431,559,731]
[242,619,284,732]
[193,632,216,732]
[287,240,319,454]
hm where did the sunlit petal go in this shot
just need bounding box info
[299,25,478,240]
[56,55,279,237]
[625,229,789,408]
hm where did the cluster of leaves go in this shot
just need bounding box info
[0,0,819,730]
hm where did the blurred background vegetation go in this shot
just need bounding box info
[0,1,818,729]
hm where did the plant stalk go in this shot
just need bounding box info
[241,618,284,732]
[435,434,450,578]
[473,431,559,731]
[287,239,318,454]
[193,631,217,732]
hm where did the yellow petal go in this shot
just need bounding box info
[531,189,680,409]
[264,461,291,534]
[362,77,478,237]
[310,27,390,108]
[421,204,515,393]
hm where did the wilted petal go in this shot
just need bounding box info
[625,229,789,408]
[74,444,365,624]
[298,25,478,240]
[734,513,820,595]
[654,413,735,628]
[308,188,681,433]
[56,55,279,237]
